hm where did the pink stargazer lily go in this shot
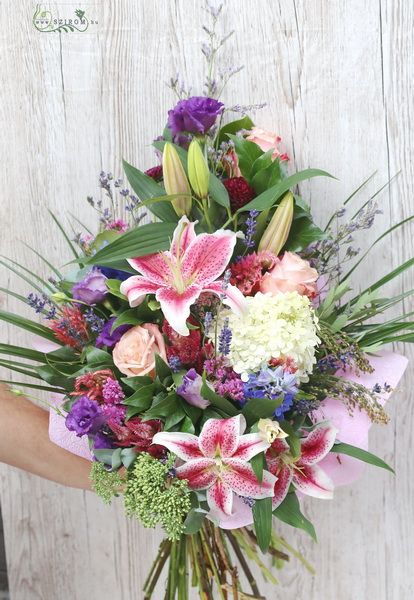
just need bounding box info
[152,415,277,517]
[120,216,247,336]
[266,423,338,508]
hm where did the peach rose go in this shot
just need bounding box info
[112,324,167,377]
[260,252,318,298]
[246,127,289,161]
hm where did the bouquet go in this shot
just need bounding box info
[1,4,412,599]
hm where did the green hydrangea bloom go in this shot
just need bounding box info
[90,462,125,504]
[124,453,191,541]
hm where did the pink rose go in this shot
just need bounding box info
[112,324,167,377]
[260,252,318,298]
[246,127,289,161]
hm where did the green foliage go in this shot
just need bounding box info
[273,492,317,541]
[90,462,126,504]
[225,134,263,181]
[0,309,62,344]
[252,497,273,553]
[124,453,191,541]
[216,115,254,146]
[200,375,238,416]
[242,396,283,425]
[331,442,394,473]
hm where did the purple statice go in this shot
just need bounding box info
[65,396,105,437]
[102,378,125,404]
[167,96,224,137]
[95,317,131,350]
[203,356,244,402]
[168,355,182,373]
[27,292,56,320]
[101,403,126,424]
[242,210,259,250]
[177,369,210,409]
[72,268,108,305]
[218,317,232,355]
[243,366,299,417]
[84,308,105,334]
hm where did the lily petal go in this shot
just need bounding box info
[293,464,334,499]
[207,479,233,516]
[170,216,197,258]
[181,229,238,286]
[222,458,276,499]
[232,433,270,461]
[270,462,293,509]
[156,283,202,336]
[299,424,338,466]
[151,431,203,461]
[120,276,161,307]
[203,281,248,316]
[176,458,217,490]
[127,253,173,286]
[208,494,254,529]
[199,415,245,458]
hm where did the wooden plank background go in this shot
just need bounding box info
[0,1,413,598]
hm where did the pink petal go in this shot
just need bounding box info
[207,479,233,516]
[176,458,217,490]
[120,276,160,307]
[199,415,244,458]
[208,494,254,529]
[127,252,173,286]
[170,216,197,258]
[299,424,338,466]
[155,283,202,336]
[151,431,203,461]
[232,433,270,461]
[181,229,238,286]
[271,462,293,509]
[203,281,248,316]
[222,458,276,499]
[293,464,334,499]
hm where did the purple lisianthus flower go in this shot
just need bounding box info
[93,431,115,450]
[72,268,108,304]
[95,317,131,350]
[177,368,210,409]
[167,96,224,137]
[65,396,105,437]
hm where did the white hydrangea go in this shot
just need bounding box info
[222,291,320,381]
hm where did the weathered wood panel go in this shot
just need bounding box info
[0,1,412,598]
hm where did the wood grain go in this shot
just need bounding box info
[0,1,413,598]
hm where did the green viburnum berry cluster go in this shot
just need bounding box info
[124,453,192,541]
[90,462,126,504]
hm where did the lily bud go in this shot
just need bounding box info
[51,292,70,304]
[187,139,210,199]
[162,142,192,216]
[258,192,294,255]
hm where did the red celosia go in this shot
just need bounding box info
[223,177,256,212]
[162,319,203,368]
[71,369,115,402]
[50,306,89,349]
[230,251,277,296]
[145,165,163,181]
[108,417,164,457]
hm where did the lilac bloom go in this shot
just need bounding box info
[177,369,210,409]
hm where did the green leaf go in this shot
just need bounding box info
[0,343,49,364]
[0,309,62,344]
[238,168,334,213]
[111,448,123,470]
[226,134,263,181]
[144,392,180,420]
[48,209,80,259]
[122,375,153,391]
[123,385,155,411]
[251,158,283,195]
[122,158,179,222]
[155,353,172,383]
[93,449,115,465]
[183,508,207,535]
[279,421,301,459]
[250,452,265,483]
[86,222,177,266]
[332,442,394,473]
[121,448,137,469]
[252,497,273,553]
[86,347,113,366]
[273,493,317,541]
[216,115,254,146]
[165,407,186,430]
[242,396,283,425]
[200,376,238,416]
[349,256,414,306]
[286,216,327,251]
[105,279,128,300]
[181,415,195,434]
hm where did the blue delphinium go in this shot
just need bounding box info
[242,366,299,418]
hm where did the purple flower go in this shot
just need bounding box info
[93,431,115,450]
[72,268,108,304]
[97,266,131,282]
[167,96,224,137]
[65,396,105,437]
[95,317,131,350]
[102,378,125,404]
[102,403,127,423]
[177,368,210,409]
